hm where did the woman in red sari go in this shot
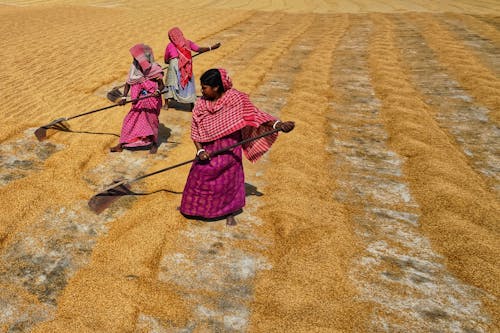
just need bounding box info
[180,68,295,225]
[163,27,220,110]
[110,43,164,154]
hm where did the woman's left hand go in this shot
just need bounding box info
[277,121,295,133]
[198,151,210,161]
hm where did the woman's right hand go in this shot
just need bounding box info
[118,97,127,106]
[277,121,295,133]
[198,151,210,161]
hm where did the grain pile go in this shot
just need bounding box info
[0,1,498,332]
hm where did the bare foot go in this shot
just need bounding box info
[226,215,237,226]
[149,143,158,154]
[110,144,123,153]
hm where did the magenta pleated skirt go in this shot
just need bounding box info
[180,131,245,219]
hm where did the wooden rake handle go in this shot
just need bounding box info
[97,128,280,193]
[110,48,214,90]
[66,93,159,121]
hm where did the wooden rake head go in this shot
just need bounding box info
[88,181,132,214]
[34,118,71,141]
[106,87,124,103]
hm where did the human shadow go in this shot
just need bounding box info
[91,182,264,217]
[44,122,120,138]
[120,123,179,152]
[163,95,204,112]
[181,209,244,223]
[164,100,194,112]
[245,182,263,197]
[88,183,182,214]
[180,183,264,223]
[158,123,177,146]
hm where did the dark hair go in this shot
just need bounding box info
[200,69,225,92]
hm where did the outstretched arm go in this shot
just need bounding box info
[266,120,295,133]
[197,42,221,54]
[118,83,130,105]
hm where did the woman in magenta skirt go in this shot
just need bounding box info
[180,68,295,225]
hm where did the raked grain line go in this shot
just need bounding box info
[438,13,500,77]
[93,11,279,99]
[191,11,281,68]
[151,13,349,332]
[48,7,230,95]
[172,12,288,94]
[0,8,242,190]
[392,15,500,196]
[215,12,314,91]
[161,7,255,49]
[375,10,500,315]
[0,130,64,188]
[449,13,500,45]
[248,14,360,332]
[435,0,499,14]
[473,14,500,30]
[327,14,491,332]
[0,7,150,185]
[160,11,285,84]
[0,7,129,125]
[370,13,497,330]
[0,118,182,330]
[0,201,134,331]
[62,19,318,325]
[0,119,175,330]
[411,13,500,125]
[3,7,234,126]
[138,15,318,332]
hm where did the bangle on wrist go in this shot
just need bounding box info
[209,46,212,51]
[121,96,127,100]
[196,148,206,156]
[273,120,281,130]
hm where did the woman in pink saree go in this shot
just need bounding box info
[163,27,220,110]
[180,68,295,225]
[110,43,164,154]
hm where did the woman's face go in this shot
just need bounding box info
[201,84,221,100]
[133,59,144,73]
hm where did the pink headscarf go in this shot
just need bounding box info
[168,27,193,88]
[191,68,278,162]
[168,27,190,49]
[127,43,163,85]
[130,44,153,71]
[218,68,233,91]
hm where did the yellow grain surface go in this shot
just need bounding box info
[0,1,498,332]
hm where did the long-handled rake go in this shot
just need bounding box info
[34,94,157,141]
[106,79,168,103]
[88,128,280,214]
[106,49,216,102]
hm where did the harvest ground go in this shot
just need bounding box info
[0,1,498,332]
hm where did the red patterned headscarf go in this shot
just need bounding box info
[127,43,163,85]
[218,68,233,91]
[191,69,279,162]
[168,27,193,88]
